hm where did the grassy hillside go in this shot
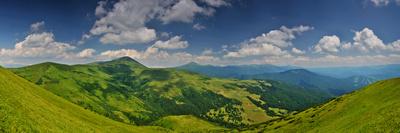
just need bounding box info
[11,57,330,127]
[244,78,400,132]
[0,67,166,132]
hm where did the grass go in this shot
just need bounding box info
[244,78,400,132]
[0,67,167,132]
[151,115,228,132]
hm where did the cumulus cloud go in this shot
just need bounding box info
[0,31,98,66]
[0,32,75,58]
[200,0,229,7]
[352,28,387,52]
[30,21,45,32]
[249,25,313,48]
[314,35,341,53]
[370,0,390,6]
[153,36,189,49]
[159,0,213,24]
[82,0,229,45]
[95,1,108,17]
[99,28,157,45]
[193,23,206,30]
[77,49,96,58]
[224,25,313,58]
[332,28,400,53]
[99,47,193,67]
[291,47,305,55]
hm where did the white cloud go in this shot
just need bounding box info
[314,35,341,53]
[159,0,212,24]
[225,43,287,58]
[88,0,161,45]
[193,23,206,30]
[249,25,313,48]
[352,28,386,52]
[100,49,143,59]
[370,0,390,6]
[30,21,45,32]
[99,28,157,45]
[334,28,400,53]
[153,36,189,49]
[77,49,96,58]
[200,0,229,7]
[99,47,191,67]
[387,40,400,51]
[95,1,107,17]
[0,32,75,58]
[0,31,98,66]
[224,25,312,58]
[201,49,214,55]
[291,47,305,55]
[83,0,229,45]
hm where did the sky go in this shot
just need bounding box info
[0,0,400,68]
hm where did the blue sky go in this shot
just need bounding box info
[0,0,400,67]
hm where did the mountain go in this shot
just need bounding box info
[241,69,360,95]
[0,66,165,132]
[308,64,400,79]
[244,78,400,132]
[11,57,331,128]
[345,75,379,89]
[176,62,299,78]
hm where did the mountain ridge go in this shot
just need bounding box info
[10,59,331,128]
[243,77,400,132]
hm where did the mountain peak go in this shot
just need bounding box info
[102,56,146,68]
[115,56,136,61]
[186,61,200,66]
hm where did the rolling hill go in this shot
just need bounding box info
[0,66,166,132]
[10,57,331,127]
[176,62,298,78]
[243,78,400,132]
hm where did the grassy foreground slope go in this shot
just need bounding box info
[11,57,330,127]
[244,78,400,132]
[0,67,166,132]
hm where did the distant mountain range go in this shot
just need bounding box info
[308,64,400,79]
[176,62,400,95]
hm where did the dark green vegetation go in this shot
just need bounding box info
[0,66,166,132]
[11,57,330,128]
[244,78,400,132]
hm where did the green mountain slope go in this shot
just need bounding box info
[11,57,330,127]
[0,66,165,132]
[244,78,400,132]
